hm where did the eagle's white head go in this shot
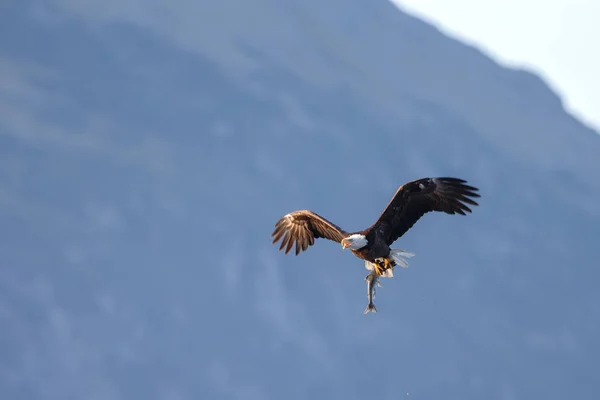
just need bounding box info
[341,234,368,250]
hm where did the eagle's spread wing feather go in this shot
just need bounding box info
[368,177,480,245]
[271,210,348,255]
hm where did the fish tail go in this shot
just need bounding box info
[364,303,377,314]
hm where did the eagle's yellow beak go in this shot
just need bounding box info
[341,239,349,249]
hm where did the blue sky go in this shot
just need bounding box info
[393,0,600,131]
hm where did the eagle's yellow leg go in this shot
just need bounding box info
[374,258,393,275]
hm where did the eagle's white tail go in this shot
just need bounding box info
[389,249,416,268]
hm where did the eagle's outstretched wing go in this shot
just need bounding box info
[368,177,480,245]
[271,210,348,255]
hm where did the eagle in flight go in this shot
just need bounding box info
[271,177,480,275]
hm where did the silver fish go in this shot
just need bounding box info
[364,269,382,314]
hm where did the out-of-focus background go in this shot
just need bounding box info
[1,1,599,399]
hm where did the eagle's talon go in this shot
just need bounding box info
[383,258,391,270]
[374,261,387,276]
[373,258,394,276]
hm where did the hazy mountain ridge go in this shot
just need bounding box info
[1,1,599,399]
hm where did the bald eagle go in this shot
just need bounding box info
[271,177,480,275]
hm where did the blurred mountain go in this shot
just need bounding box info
[1,0,599,399]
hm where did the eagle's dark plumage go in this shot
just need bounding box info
[271,177,480,274]
[368,177,480,245]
